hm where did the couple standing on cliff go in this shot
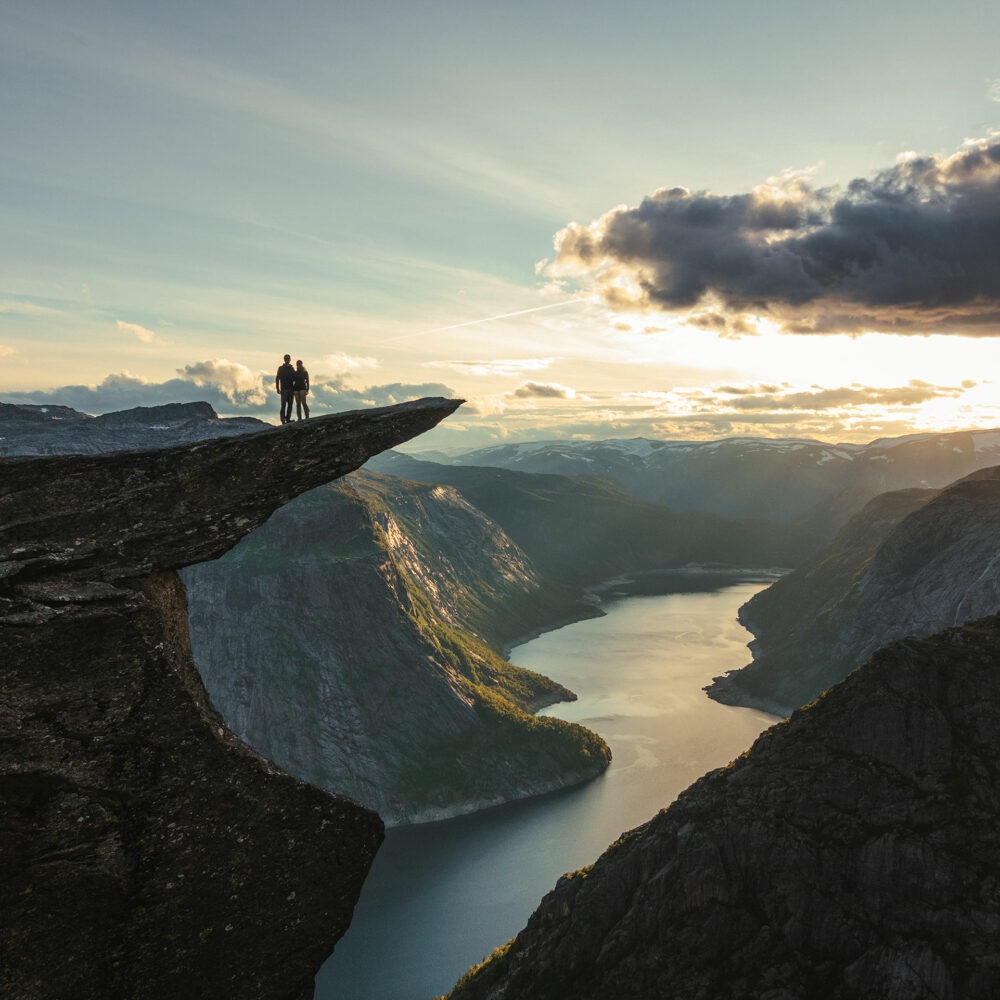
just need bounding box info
[275,354,310,424]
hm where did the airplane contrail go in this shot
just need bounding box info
[380,298,586,344]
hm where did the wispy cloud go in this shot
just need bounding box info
[429,358,557,378]
[386,300,586,343]
[11,12,570,217]
[0,299,67,318]
[322,352,380,374]
[413,376,990,450]
[549,138,1000,336]
[117,320,170,346]
[708,380,972,411]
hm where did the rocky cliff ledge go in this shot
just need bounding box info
[448,614,1000,1000]
[0,399,460,1000]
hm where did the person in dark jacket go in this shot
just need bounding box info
[292,359,310,420]
[275,354,296,424]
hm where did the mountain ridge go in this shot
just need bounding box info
[422,428,1000,526]
[183,470,611,825]
[708,464,1000,715]
[0,399,267,456]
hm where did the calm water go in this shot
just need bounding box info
[316,580,779,1000]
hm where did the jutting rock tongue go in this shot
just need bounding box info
[0,397,463,585]
[0,399,461,1000]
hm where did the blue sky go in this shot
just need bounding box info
[3,0,1000,448]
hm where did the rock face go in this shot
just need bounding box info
[1,399,460,1000]
[708,466,1000,715]
[447,615,1000,1000]
[182,470,610,825]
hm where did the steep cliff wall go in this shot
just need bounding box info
[447,614,1000,1000]
[183,470,610,825]
[1,399,459,1000]
[708,466,1000,714]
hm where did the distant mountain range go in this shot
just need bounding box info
[0,400,266,455]
[420,430,1000,526]
[367,450,810,583]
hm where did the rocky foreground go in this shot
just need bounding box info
[448,615,1000,1000]
[1,399,459,1000]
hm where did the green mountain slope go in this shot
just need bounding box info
[183,471,609,825]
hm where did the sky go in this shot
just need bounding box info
[3,0,1000,451]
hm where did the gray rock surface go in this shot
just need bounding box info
[447,615,1000,1000]
[1,399,459,1000]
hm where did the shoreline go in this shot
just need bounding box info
[702,670,795,718]
[389,567,788,829]
[501,565,788,661]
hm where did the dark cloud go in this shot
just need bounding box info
[553,139,1000,334]
[685,310,760,337]
[2,366,454,418]
[511,381,571,399]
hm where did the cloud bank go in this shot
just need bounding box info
[551,138,1000,335]
[1,363,454,419]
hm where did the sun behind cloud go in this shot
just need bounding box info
[547,137,1000,338]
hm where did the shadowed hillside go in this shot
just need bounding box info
[708,465,1000,715]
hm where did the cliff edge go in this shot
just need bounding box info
[1,399,460,1000]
